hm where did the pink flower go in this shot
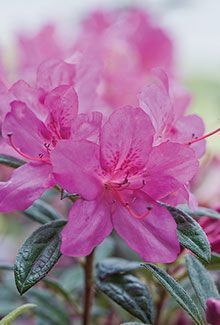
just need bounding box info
[206,298,220,325]
[75,8,174,108]
[51,106,199,262]
[17,25,71,83]
[0,67,102,212]
[138,69,206,158]
[199,216,220,254]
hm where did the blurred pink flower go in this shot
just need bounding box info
[206,298,220,325]
[17,25,70,83]
[51,106,199,262]
[75,8,174,108]
[199,215,220,254]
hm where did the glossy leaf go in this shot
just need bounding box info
[185,254,220,310]
[97,273,154,324]
[14,220,66,294]
[142,263,204,325]
[0,303,36,325]
[165,205,211,262]
[96,258,140,280]
[0,153,25,169]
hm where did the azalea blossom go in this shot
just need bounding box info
[0,68,102,211]
[75,7,174,108]
[138,69,206,158]
[51,106,199,262]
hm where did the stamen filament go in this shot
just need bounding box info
[187,128,220,145]
[8,134,49,163]
[109,184,151,219]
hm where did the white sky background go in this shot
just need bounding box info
[0,0,219,79]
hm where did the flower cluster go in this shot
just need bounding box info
[0,7,219,263]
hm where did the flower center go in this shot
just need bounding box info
[105,175,151,219]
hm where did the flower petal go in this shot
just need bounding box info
[112,191,180,262]
[145,142,199,192]
[61,198,113,256]
[71,111,102,140]
[2,101,51,158]
[0,162,54,212]
[51,139,102,200]
[37,59,76,92]
[173,114,206,158]
[138,71,173,136]
[100,106,155,173]
[45,85,78,139]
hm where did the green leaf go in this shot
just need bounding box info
[121,323,146,325]
[185,254,219,310]
[180,205,220,220]
[23,199,62,224]
[96,258,140,280]
[165,205,211,262]
[14,220,66,294]
[27,288,71,325]
[0,303,36,325]
[97,273,154,324]
[142,263,204,325]
[0,154,25,169]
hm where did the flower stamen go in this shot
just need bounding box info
[187,128,220,145]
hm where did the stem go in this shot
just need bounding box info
[155,287,167,325]
[83,250,94,325]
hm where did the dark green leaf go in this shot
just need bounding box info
[96,258,140,280]
[142,263,204,325]
[0,303,36,325]
[166,205,211,262]
[185,254,219,310]
[180,205,220,220]
[97,273,154,324]
[27,288,70,325]
[14,220,66,294]
[23,199,62,224]
[0,154,25,168]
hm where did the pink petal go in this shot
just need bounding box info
[51,139,102,200]
[0,162,54,212]
[61,198,113,256]
[112,191,180,262]
[173,114,206,158]
[138,72,173,135]
[71,111,102,140]
[2,101,51,159]
[206,298,220,325]
[100,106,155,172]
[36,59,76,92]
[10,80,45,119]
[145,142,199,190]
[45,85,78,139]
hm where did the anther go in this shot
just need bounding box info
[187,128,220,145]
